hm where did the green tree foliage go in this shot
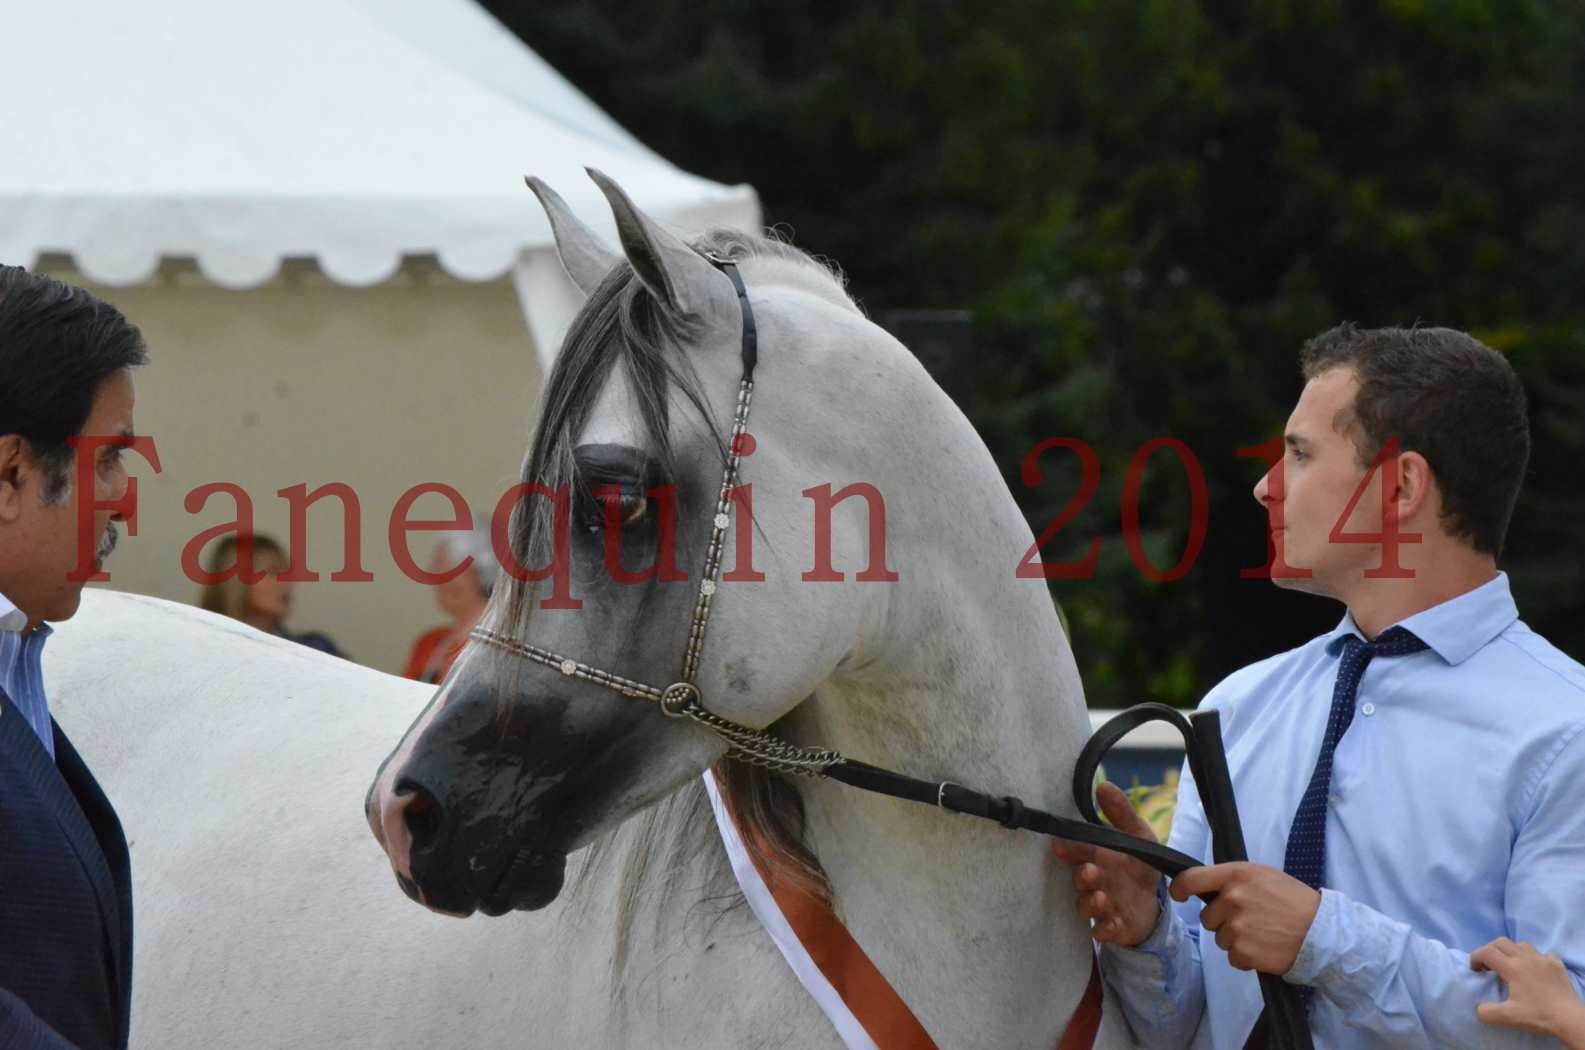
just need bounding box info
[491,0,1585,706]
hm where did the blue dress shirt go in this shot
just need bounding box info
[1100,573,1585,1049]
[0,590,55,761]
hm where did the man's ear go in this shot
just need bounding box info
[0,435,29,524]
[1393,449,1437,523]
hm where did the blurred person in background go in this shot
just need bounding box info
[198,533,345,658]
[402,522,497,684]
[0,265,145,1049]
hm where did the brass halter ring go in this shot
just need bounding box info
[658,683,700,719]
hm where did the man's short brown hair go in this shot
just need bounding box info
[1299,324,1530,558]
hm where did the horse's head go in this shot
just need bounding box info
[368,171,910,916]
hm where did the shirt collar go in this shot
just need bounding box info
[0,590,27,634]
[1324,571,1518,666]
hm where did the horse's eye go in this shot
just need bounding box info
[584,487,650,532]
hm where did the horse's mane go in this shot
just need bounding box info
[496,228,849,982]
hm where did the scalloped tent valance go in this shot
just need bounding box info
[0,0,760,364]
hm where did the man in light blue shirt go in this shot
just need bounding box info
[1056,324,1585,1048]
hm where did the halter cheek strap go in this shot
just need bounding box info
[710,252,757,380]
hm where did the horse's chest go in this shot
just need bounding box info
[587,910,843,1049]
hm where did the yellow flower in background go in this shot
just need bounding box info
[1126,769,1179,842]
[1092,766,1180,843]
[1126,769,1180,843]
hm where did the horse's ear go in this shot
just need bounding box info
[525,176,619,296]
[585,167,737,322]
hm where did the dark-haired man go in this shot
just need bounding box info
[0,264,146,1049]
[1056,325,1585,1048]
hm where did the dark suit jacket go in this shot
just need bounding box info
[0,687,133,1049]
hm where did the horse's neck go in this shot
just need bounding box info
[775,441,1101,1044]
[594,342,1108,1042]
[579,556,1103,1045]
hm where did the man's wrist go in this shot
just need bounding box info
[1554,1002,1585,1050]
[1284,887,1340,985]
[1127,878,1173,953]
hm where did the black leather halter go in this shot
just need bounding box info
[473,254,1311,1050]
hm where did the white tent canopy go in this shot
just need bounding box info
[1,0,760,362]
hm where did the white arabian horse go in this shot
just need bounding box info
[48,171,1132,1048]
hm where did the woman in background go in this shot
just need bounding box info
[402,524,497,684]
[199,533,346,658]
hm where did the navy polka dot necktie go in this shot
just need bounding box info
[1283,626,1429,892]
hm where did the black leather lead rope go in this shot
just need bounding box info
[823,702,1313,1050]
[826,755,1206,875]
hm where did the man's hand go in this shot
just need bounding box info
[1170,863,1321,975]
[1472,937,1585,1047]
[1052,782,1163,947]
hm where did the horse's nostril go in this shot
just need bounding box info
[398,779,443,853]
